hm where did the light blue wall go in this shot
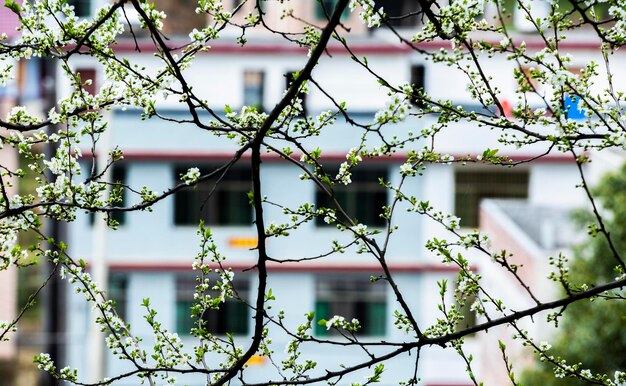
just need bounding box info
[64,108,476,385]
[87,270,430,385]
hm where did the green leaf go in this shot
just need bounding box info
[265,288,276,301]
[4,0,20,15]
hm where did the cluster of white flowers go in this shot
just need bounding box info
[539,341,552,351]
[139,2,167,30]
[580,369,593,378]
[325,315,346,330]
[59,366,78,382]
[189,26,219,42]
[336,162,352,185]
[153,331,190,369]
[550,68,577,89]
[350,223,368,236]
[350,0,383,28]
[374,95,410,124]
[441,154,454,164]
[0,63,14,87]
[6,106,39,125]
[443,215,461,230]
[35,353,55,372]
[181,167,201,185]
[196,0,232,21]
[399,162,416,176]
[418,0,485,38]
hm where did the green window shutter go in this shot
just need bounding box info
[315,0,349,20]
[366,302,386,336]
[108,274,127,320]
[315,301,330,336]
[225,301,249,335]
[176,300,193,334]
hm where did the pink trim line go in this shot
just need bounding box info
[425,384,475,386]
[112,41,411,54]
[108,262,474,273]
[84,151,575,163]
[108,40,602,54]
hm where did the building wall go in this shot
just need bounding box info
[477,201,562,386]
[57,16,608,384]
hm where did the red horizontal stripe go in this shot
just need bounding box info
[107,39,601,54]
[84,150,575,163]
[111,41,411,55]
[107,261,473,273]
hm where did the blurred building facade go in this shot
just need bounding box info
[46,1,620,385]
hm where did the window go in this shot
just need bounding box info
[68,0,91,17]
[410,64,425,107]
[456,292,477,331]
[315,276,386,337]
[373,0,421,28]
[314,0,350,20]
[243,70,264,111]
[453,280,477,333]
[108,272,128,321]
[454,169,529,228]
[174,165,252,226]
[285,71,307,117]
[176,274,249,336]
[89,163,127,226]
[315,167,388,227]
[76,68,96,95]
[110,164,127,225]
[153,0,207,35]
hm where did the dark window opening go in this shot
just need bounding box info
[315,0,350,20]
[285,71,307,117]
[454,169,529,228]
[176,274,249,336]
[89,163,127,226]
[152,0,207,36]
[457,292,477,331]
[76,68,96,95]
[243,70,264,112]
[374,0,421,28]
[68,0,91,17]
[110,165,127,225]
[315,277,386,337]
[173,165,253,226]
[108,272,128,321]
[410,64,426,107]
[315,167,388,227]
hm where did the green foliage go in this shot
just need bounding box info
[4,0,20,15]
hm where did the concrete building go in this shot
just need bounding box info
[53,1,615,385]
